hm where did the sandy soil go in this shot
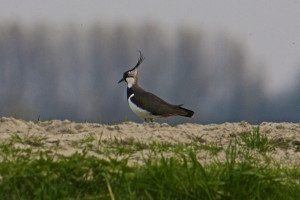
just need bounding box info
[0,117,299,166]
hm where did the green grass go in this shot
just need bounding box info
[239,126,275,153]
[0,127,299,199]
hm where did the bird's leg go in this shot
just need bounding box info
[144,119,148,123]
[150,119,153,122]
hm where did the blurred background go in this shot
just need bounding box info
[0,1,299,124]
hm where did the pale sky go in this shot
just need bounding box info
[1,0,300,95]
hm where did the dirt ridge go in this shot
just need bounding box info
[0,117,299,165]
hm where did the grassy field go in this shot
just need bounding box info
[0,126,299,200]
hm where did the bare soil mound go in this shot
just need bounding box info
[0,117,299,166]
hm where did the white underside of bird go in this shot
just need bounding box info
[128,94,161,119]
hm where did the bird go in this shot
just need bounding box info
[118,51,194,122]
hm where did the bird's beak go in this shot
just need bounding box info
[118,78,125,83]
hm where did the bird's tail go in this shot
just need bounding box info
[177,105,194,118]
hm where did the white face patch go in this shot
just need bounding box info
[126,77,135,88]
[128,94,160,119]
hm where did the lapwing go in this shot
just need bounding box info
[118,51,194,122]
